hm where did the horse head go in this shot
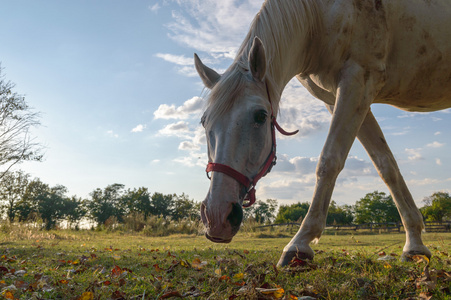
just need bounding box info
[195,37,275,243]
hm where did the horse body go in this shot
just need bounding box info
[196,0,451,266]
[378,0,451,110]
[305,0,451,111]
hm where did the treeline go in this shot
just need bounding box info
[1,171,450,231]
[0,171,199,230]
[274,190,451,225]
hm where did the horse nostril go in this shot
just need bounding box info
[227,202,243,229]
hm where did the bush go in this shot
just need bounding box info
[142,216,201,237]
[123,212,147,232]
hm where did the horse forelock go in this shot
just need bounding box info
[203,65,247,129]
[203,65,280,131]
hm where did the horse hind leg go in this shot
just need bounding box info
[356,110,431,261]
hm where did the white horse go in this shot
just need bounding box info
[195,0,451,266]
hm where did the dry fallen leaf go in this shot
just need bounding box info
[160,291,182,299]
[153,264,163,272]
[412,255,430,265]
[3,291,15,300]
[111,265,123,277]
[256,287,285,299]
[78,291,94,300]
[191,258,207,270]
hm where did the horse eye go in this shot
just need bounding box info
[254,110,267,124]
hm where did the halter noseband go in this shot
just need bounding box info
[205,94,298,207]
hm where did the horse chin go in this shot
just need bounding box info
[205,233,233,243]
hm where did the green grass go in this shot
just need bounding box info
[0,228,449,299]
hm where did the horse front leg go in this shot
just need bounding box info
[277,62,376,267]
[355,110,431,260]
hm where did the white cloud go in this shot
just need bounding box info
[173,151,207,168]
[155,53,193,66]
[158,121,190,136]
[436,158,442,165]
[272,154,320,176]
[434,131,441,135]
[178,141,200,151]
[154,96,204,120]
[176,66,198,77]
[257,152,378,202]
[166,0,262,59]
[149,3,161,13]
[390,130,409,136]
[131,124,146,133]
[405,148,423,161]
[341,156,377,177]
[407,178,441,186]
[159,122,206,155]
[397,112,418,119]
[260,178,315,201]
[276,79,331,139]
[107,130,119,138]
[426,141,444,148]
[155,53,199,76]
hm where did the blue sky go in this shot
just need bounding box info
[1,0,450,207]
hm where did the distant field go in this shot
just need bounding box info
[0,229,449,299]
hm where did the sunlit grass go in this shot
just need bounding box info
[0,228,449,299]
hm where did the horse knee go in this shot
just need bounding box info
[316,155,344,180]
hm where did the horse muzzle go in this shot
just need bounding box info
[201,200,243,243]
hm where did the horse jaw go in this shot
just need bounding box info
[201,172,244,243]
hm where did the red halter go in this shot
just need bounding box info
[206,103,298,207]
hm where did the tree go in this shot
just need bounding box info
[38,184,69,230]
[62,196,87,229]
[244,199,278,223]
[16,179,69,229]
[420,192,451,222]
[15,178,46,222]
[150,192,174,218]
[171,193,199,221]
[122,187,152,219]
[0,67,42,178]
[0,170,29,222]
[353,191,400,224]
[274,202,310,224]
[326,201,354,225]
[87,184,126,226]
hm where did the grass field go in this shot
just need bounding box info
[0,227,449,299]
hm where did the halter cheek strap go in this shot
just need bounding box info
[206,111,298,207]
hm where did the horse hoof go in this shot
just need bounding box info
[276,251,314,267]
[400,251,432,262]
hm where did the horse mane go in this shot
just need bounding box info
[204,0,322,127]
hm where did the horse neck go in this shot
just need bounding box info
[236,0,323,94]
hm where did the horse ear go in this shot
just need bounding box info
[194,53,220,89]
[249,37,266,82]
